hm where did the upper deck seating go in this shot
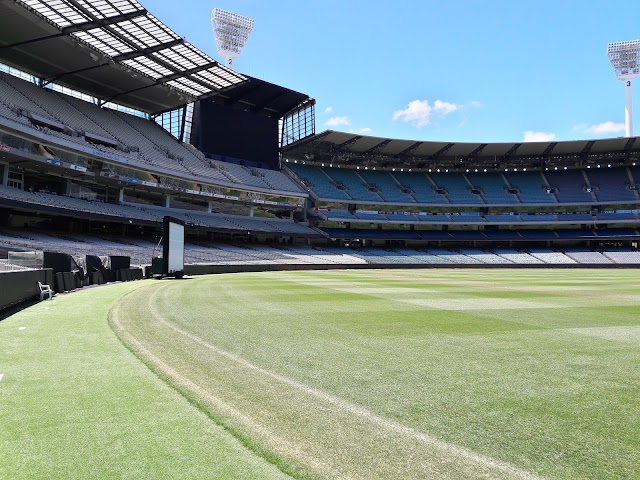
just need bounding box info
[428,172,479,204]
[322,168,384,203]
[587,167,638,203]
[504,171,556,204]
[357,170,416,203]
[392,172,449,204]
[288,164,352,200]
[465,172,519,204]
[544,169,594,203]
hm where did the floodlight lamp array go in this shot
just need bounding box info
[607,40,640,80]
[211,8,254,64]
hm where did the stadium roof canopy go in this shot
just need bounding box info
[0,0,307,116]
[283,130,640,170]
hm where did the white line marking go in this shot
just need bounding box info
[0,373,4,382]
[18,327,26,331]
[138,283,544,480]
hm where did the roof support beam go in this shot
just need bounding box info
[431,143,455,159]
[542,142,557,156]
[362,139,392,156]
[395,141,423,158]
[102,82,191,107]
[467,143,488,159]
[624,137,637,151]
[334,135,363,151]
[503,143,522,159]
[42,62,111,86]
[155,62,225,90]
[580,140,596,157]
[40,38,186,86]
[113,38,184,62]
[0,10,147,50]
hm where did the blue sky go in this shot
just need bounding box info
[142,0,640,143]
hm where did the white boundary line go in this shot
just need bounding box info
[139,283,544,480]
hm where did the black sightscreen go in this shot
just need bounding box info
[191,99,279,169]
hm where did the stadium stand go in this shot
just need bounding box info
[290,163,640,206]
[527,249,577,264]
[1,0,640,271]
[357,170,416,203]
[465,172,519,204]
[544,169,595,203]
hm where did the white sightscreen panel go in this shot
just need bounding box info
[167,221,184,273]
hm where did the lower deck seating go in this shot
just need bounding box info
[0,185,316,236]
[527,249,576,264]
[2,229,640,266]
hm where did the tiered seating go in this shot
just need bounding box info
[288,164,351,200]
[465,172,519,204]
[4,227,640,266]
[54,92,193,175]
[260,168,304,193]
[626,166,640,190]
[426,248,483,264]
[0,73,58,120]
[494,249,544,264]
[392,248,454,264]
[603,249,640,264]
[0,72,305,196]
[338,248,416,264]
[291,246,366,264]
[595,228,640,236]
[322,168,384,203]
[458,249,513,264]
[527,249,576,264]
[588,167,638,203]
[0,185,316,236]
[0,73,116,142]
[0,184,160,221]
[392,172,448,204]
[564,251,613,264]
[429,172,478,204]
[358,171,415,203]
[544,170,594,203]
[504,172,555,204]
[289,164,640,206]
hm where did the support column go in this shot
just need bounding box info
[207,201,213,213]
[1,164,8,186]
[65,178,72,196]
[118,187,124,203]
[249,207,255,217]
[290,210,294,220]
[164,194,171,208]
[625,79,633,138]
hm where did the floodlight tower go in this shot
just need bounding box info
[607,40,640,137]
[211,8,254,69]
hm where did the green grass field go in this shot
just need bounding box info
[2,269,640,479]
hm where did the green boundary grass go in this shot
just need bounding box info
[112,270,640,480]
[0,281,290,480]
[2,270,640,479]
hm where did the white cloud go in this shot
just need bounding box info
[325,116,351,127]
[523,131,557,142]
[359,127,372,134]
[324,106,333,114]
[573,121,625,135]
[392,99,460,128]
[433,100,458,115]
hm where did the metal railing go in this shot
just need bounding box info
[0,259,36,272]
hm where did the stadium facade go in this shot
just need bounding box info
[2,0,640,276]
